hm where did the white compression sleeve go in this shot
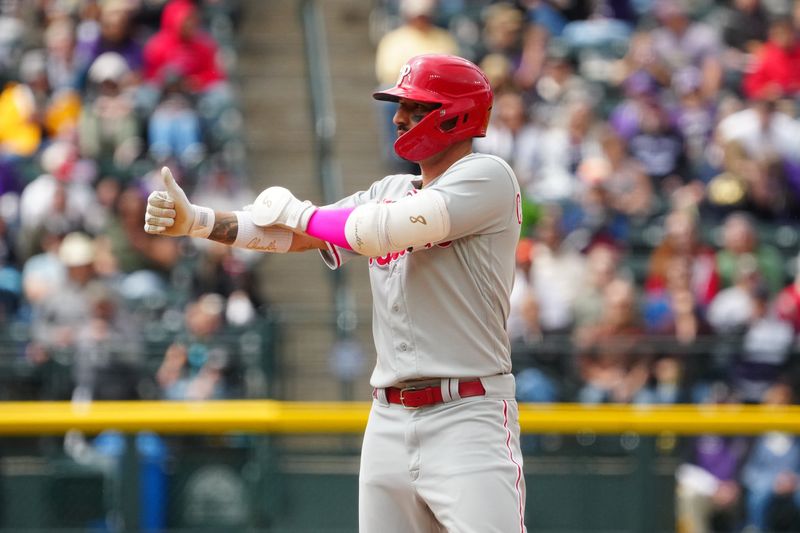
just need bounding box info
[344,189,450,257]
[232,210,293,252]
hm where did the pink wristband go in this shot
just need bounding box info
[305,207,355,250]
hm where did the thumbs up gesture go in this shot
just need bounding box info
[144,167,214,238]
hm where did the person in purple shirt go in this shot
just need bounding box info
[676,382,750,532]
[75,1,144,90]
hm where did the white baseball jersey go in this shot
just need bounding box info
[320,152,522,388]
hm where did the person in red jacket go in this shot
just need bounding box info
[775,253,800,333]
[142,0,233,164]
[742,16,800,100]
[142,0,225,93]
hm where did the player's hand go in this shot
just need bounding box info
[144,167,214,238]
[249,186,316,232]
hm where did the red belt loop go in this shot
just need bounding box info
[378,379,486,409]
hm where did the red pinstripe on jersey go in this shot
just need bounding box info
[325,241,342,268]
[502,400,525,532]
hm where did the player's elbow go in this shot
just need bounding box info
[344,190,450,257]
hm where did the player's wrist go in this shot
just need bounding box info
[295,203,317,232]
[189,205,215,238]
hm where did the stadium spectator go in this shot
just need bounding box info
[156,292,234,400]
[563,155,630,250]
[596,125,655,219]
[669,66,717,180]
[532,98,602,202]
[19,229,66,319]
[715,0,769,68]
[17,141,96,258]
[0,216,21,320]
[557,0,636,53]
[0,14,26,79]
[146,70,205,167]
[609,70,662,142]
[74,0,144,87]
[634,353,688,405]
[143,0,234,155]
[43,17,81,92]
[188,240,262,318]
[612,29,672,95]
[28,233,111,379]
[507,237,539,346]
[650,0,724,100]
[707,254,764,336]
[730,282,794,403]
[0,51,47,159]
[626,92,690,199]
[478,2,526,64]
[572,242,621,328]
[573,277,650,404]
[142,0,226,95]
[373,0,458,170]
[712,96,800,219]
[71,280,143,402]
[675,384,748,533]
[714,211,785,294]
[474,89,541,186]
[530,203,586,335]
[742,15,800,101]
[374,0,459,91]
[740,380,800,531]
[643,254,710,343]
[645,208,720,313]
[528,41,593,129]
[78,52,143,175]
[775,253,800,334]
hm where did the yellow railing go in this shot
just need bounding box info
[1,400,799,435]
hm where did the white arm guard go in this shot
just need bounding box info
[344,189,450,257]
[232,211,293,252]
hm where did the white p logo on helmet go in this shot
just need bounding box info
[397,64,411,85]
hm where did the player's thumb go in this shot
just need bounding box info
[162,166,189,204]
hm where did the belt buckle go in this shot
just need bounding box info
[399,387,420,410]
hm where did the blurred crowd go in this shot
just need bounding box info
[0,0,273,406]
[374,0,800,530]
[1,0,800,529]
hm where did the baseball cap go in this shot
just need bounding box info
[18,49,46,83]
[400,0,436,19]
[58,232,96,267]
[40,141,75,180]
[88,52,129,84]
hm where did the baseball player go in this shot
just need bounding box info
[145,54,526,532]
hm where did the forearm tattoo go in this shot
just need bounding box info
[209,213,238,244]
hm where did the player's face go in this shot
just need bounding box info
[393,98,438,137]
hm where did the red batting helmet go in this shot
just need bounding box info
[373,54,493,162]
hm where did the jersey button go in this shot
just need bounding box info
[399,343,408,351]
[392,304,400,312]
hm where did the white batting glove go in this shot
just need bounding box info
[249,186,316,232]
[144,167,215,238]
